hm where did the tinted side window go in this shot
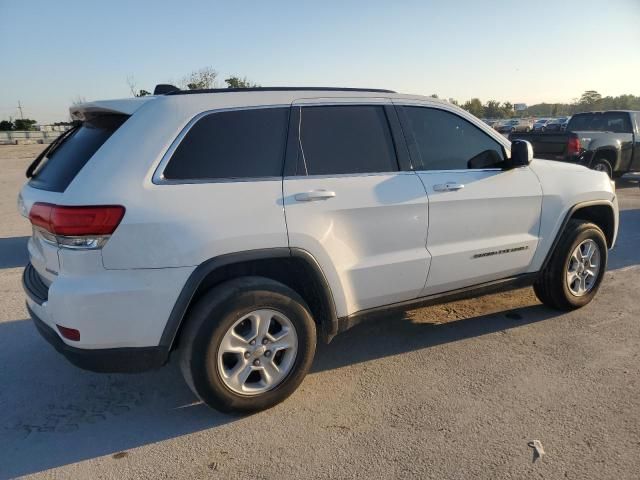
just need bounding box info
[163,107,289,180]
[298,106,398,175]
[568,112,633,133]
[29,115,128,192]
[403,107,505,170]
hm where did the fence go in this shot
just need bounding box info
[0,128,70,145]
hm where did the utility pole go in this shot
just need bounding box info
[17,101,24,119]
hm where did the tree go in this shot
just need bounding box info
[430,93,439,99]
[126,75,138,97]
[225,76,260,88]
[501,102,514,118]
[14,118,37,131]
[579,90,602,105]
[461,98,483,117]
[0,120,13,131]
[483,100,502,118]
[138,89,151,97]
[182,67,218,90]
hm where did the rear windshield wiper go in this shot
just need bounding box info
[26,125,80,178]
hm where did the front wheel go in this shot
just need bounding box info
[179,277,316,413]
[534,220,607,310]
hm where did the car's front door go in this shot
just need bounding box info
[396,103,543,295]
[283,100,430,316]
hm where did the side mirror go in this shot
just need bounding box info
[467,149,504,169]
[509,139,533,168]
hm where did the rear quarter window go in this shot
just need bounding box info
[29,115,129,192]
[162,107,289,180]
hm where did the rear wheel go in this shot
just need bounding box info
[592,158,613,178]
[179,276,316,413]
[534,220,607,310]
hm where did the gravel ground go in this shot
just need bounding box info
[0,145,638,479]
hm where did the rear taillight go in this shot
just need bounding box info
[29,203,125,250]
[567,136,582,156]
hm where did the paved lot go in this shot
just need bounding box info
[0,145,638,479]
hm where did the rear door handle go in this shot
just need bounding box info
[433,182,464,192]
[294,190,337,202]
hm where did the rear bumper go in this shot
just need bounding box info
[27,304,168,373]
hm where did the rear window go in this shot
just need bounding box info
[29,115,128,192]
[162,107,289,180]
[567,112,633,133]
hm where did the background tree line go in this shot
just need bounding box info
[455,90,640,119]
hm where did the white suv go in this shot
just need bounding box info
[20,86,618,412]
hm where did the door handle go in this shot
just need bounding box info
[433,182,465,192]
[294,190,337,202]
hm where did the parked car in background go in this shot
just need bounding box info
[533,118,551,132]
[496,119,520,133]
[510,110,640,177]
[545,117,570,132]
[512,119,534,132]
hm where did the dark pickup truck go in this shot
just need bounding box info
[510,110,640,177]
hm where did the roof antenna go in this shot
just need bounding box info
[153,84,180,95]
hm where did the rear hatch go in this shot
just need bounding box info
[20,98,152,282]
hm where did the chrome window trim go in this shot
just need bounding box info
[152,104,290,185]
[414,168,503,174]
[283,171,414,180]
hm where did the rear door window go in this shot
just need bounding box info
[29,115,129,192]
[296,105,398,175]
[162,107,289,180]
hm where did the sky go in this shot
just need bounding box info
[1,0,639,123]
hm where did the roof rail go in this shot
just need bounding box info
[165,86,396,96]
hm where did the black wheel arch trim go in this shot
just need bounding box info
[159,247,339,349]
[540,199,615,272]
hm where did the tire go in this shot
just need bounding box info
[534,219,607,310]
[592,158,613,178]
[179,276,316,413]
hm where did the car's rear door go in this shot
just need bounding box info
[396,102,542,295]
[282,98,430,317]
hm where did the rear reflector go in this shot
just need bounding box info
[56,324,80,341]
[29,203,125,236]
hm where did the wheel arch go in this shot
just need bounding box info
[541,201,616,271]
[591,147,620,171]
[160,248,339,352]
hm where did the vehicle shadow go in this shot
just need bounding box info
[0,301,557,478]
[0,236,29,269]
[0,318,235,479]
[313,302,556,373]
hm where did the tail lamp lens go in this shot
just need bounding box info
[28,203,125,249]
[567,137,582,156]
[28,203,125,236]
